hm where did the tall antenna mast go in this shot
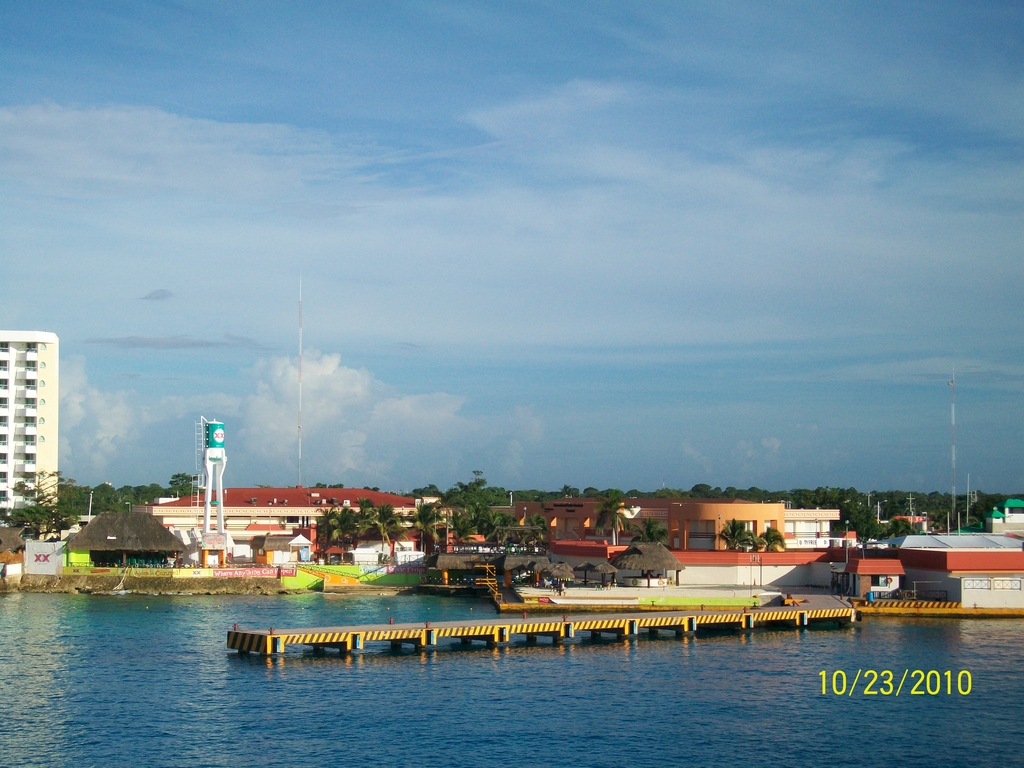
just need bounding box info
[949,368,955,534]
[298,275,303,489]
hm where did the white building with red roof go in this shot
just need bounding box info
[135,487,417,559]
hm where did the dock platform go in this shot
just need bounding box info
[227,606,855,655]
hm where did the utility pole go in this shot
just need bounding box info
[949,369,956,534]
[965,473,974,533]
[297,276,303,489]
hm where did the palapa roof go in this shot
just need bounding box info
[0,527,26,553]
[610,542,683,572]
[538,561,576,580]
[572,561,596,571]
[591,562,618,574]
[428,552,490,570]
[490,553,541,572]
[66,511,183,553]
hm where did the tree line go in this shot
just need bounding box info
[4,469,1018,542]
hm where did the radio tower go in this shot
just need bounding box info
[949,368,956,534]
[297,275,303,489]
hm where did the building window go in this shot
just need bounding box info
[0,472,6,481]
[0,381,7,390]
[38,417,44,425]
[39,362,46,369]
[0,454,6,464]
[26,343,36,351]
[963,578,990,590]
[0,416,6,426]
[25,361,37,371]
[38,380,44,387]
[38,436,45,443]
[0,398,7,407]
[0,343,7,351]
[38,344,46,350]
[0,362,6,371]
[38,399,44,406]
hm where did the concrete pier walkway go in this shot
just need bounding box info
[227,604,855,655]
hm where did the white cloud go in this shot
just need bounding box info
[680,440,712,476]
[59,357,153,476]
[57,351,486,487]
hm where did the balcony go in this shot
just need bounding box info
[21,370,37,381]
[18,407,37,417]
[18,425,37,436]
[24,351,38,362]
[18,462,36,473]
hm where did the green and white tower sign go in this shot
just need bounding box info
[200,417,228,539]
[206,421,225,448]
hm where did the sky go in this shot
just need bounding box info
[1,1,1022,494]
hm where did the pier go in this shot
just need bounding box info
[227,606,855,655]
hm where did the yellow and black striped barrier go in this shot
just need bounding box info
[227,607,854,656]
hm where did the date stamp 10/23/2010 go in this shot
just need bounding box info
[820,670,972,696]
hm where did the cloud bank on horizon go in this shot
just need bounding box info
[2,2,1022,492]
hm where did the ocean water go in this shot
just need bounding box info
[1,591,1020,768]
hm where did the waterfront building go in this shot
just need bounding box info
[66,509,184,568]
[834,558,905,599]
[0,330,59,511]
[138,487,417,559]
[514,497,840,550]
[885,534,1024,607]
[251,533,313,564]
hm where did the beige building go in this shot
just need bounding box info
[0,331,59,511]
[518,496,841,550]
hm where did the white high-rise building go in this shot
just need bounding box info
[0,331,59,511]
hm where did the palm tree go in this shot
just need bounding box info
[596,491,627,545]
[359,503,406,562]
[487,511,517,544]
[356,496,375,519]
[449,510,477,543]
[886,517,917,539]
[630,517,668,544]
[318,505,361,554]
[411,502,441,553]
[524,513,549,546]
[762,527,786,552]
[719,519,755,551]
[469,503,497,538]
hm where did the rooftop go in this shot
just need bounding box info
[153,487,415,509]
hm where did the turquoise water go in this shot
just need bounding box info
[1,592,1020,767]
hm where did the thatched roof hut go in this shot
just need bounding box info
[538,561,575,581]
[66,511,183,554]
[0,527,26,553]
[592,562,618,574]
[610,542,682,573]
[427,552,489,571]
[489,553,539,572]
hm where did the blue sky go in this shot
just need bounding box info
[1,2,1022,493]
